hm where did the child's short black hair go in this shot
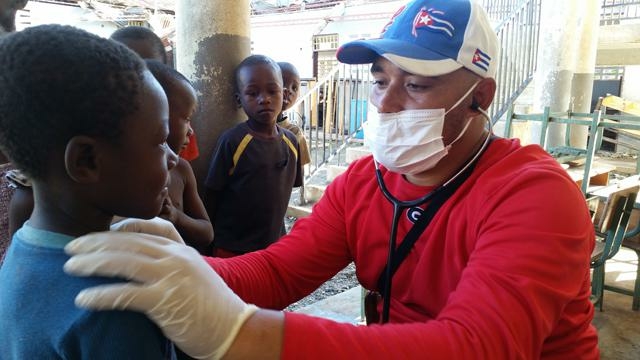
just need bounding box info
[145,59,191,95]
[234,54,282,92]
[0,24,146,180]
[277,62,299,78]
[110,26,167,64]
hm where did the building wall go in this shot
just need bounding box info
[621,65,640,103]
[250,1,404,78]
[17,1,119,38]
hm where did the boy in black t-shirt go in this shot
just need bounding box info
[204,55,302,257]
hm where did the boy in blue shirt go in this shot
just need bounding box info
[0,25,178,359]
[204,55,302,257]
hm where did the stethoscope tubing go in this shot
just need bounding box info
[374,108,493,324]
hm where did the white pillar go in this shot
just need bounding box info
[176,0,251,188]
[532,0,580,148]
[569,0,600,148]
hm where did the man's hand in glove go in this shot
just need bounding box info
[63,232,260,360]
[110,217,184,243]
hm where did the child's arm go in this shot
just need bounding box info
[159,160,213,254]
[292,137,304,188]
[289,123,311,167]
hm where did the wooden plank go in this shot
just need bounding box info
[566,163,616,185]
[590,172,611,186]
[596,184,639,232]
[590,175,640,198]
[602,95,640,116]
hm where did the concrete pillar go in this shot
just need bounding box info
[532,0,581,148]
[175,0,251,189]
[569,0,600,148]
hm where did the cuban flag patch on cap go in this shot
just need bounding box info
[472,48,491,72]
[412,7,455,37]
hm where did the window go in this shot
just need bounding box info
[313,33,339,51]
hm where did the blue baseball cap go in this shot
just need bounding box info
[336,0,499,78]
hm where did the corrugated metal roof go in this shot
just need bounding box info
[30,0,398,15]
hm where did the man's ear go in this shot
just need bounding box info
[64,136,101,183]
[471,77,496,112]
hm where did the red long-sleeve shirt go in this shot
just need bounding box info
[207,137,598,359]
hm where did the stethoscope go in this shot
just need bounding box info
[374,107,493,323]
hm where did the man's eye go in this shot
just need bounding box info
[407,83,427,90]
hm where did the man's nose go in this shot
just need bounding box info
[187,125,194,137]
[372,88,403,113]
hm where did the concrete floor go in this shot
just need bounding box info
[296,248,640,358]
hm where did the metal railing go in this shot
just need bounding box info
[481,0,527,22]
[484,0,541,123]
[601,0,640,25]
[283,63,372,184]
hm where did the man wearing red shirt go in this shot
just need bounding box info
[63,0,598,359]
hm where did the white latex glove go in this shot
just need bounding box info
[110,217,184,244]
[63,232,258,360]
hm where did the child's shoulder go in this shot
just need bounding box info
[278,126,299,145]
[278,121,302,137]
[171,158,195,178]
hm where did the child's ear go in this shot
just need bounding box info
[64,136,101,183]
[234,93,242,109]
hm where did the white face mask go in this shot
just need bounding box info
[364,82,479,175]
